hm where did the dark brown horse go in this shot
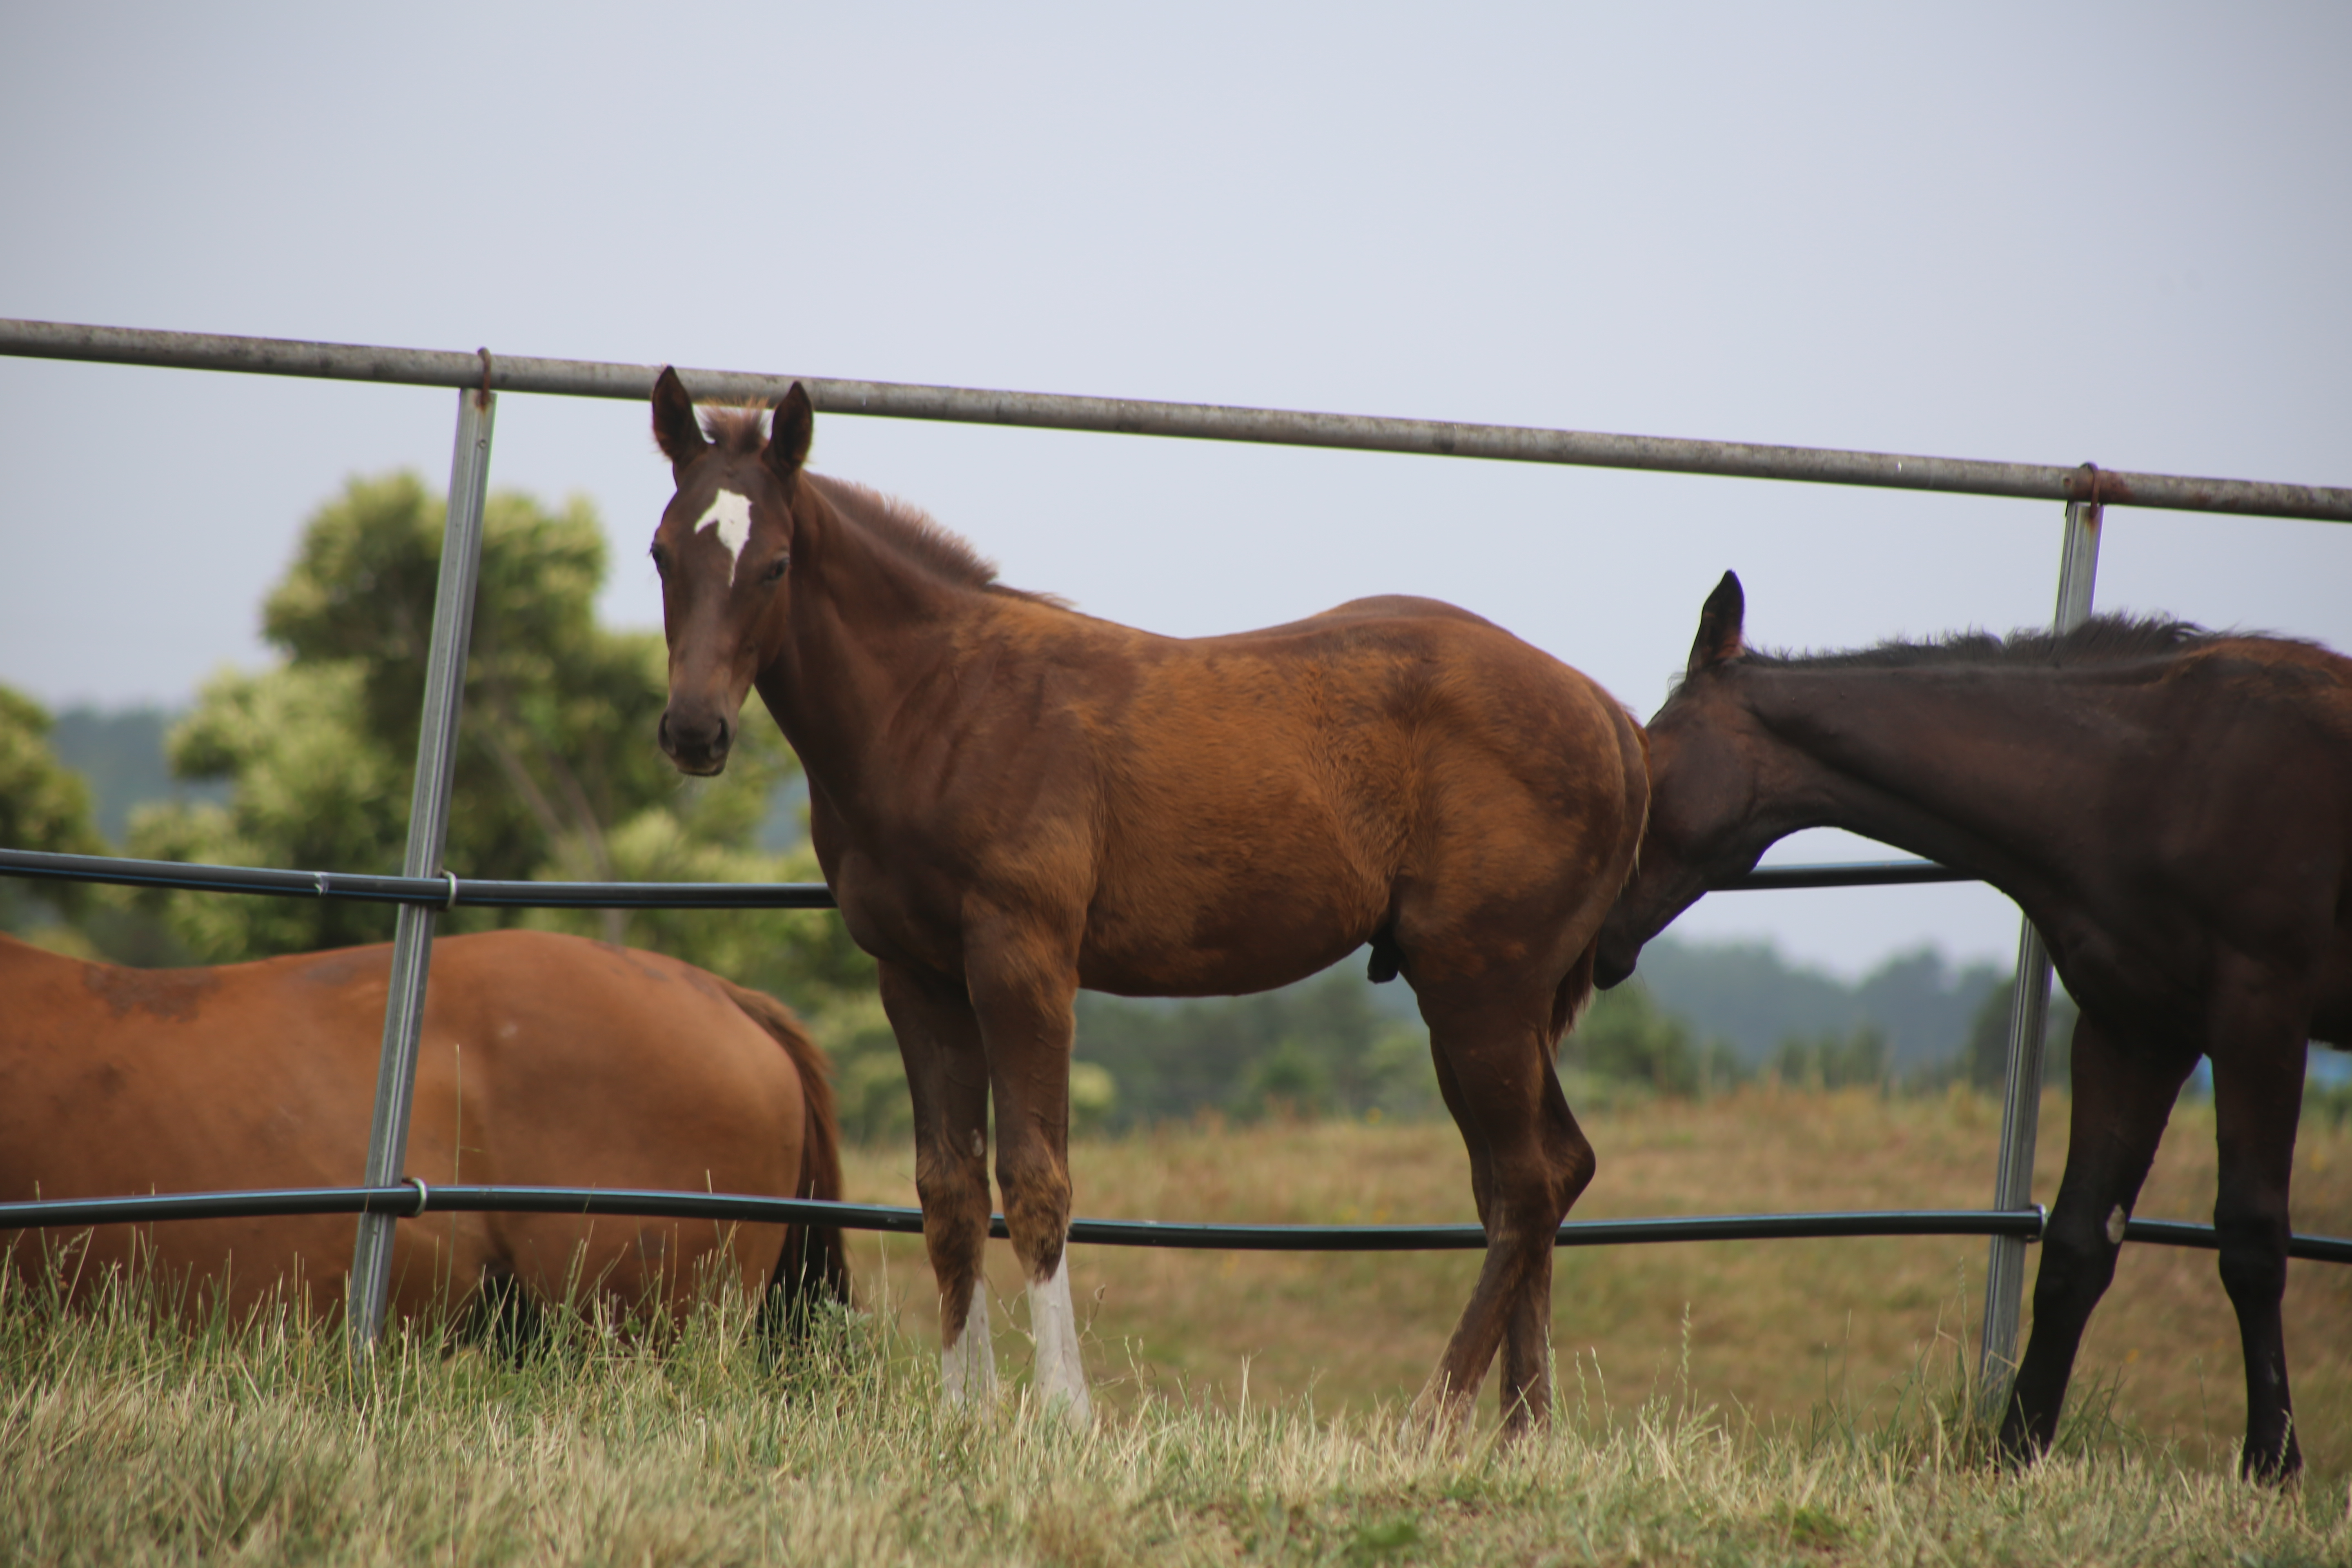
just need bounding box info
[2,929,848,1332]
[646,372,1647,1430]
[1596,571,2352,1479]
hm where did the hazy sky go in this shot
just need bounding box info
[2,3,2345,978]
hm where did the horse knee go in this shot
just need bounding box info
[2215,1230,2290,1314]
[2031,1218,2121,1326]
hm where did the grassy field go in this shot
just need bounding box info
[840,1085,2352,1477]
[7,1086,2352,1565]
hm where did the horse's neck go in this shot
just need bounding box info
[761,491,989,808]
[1741,663,2122,884]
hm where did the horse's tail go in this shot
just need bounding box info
[1551,701,1653,1047]
[715,978,851,1337]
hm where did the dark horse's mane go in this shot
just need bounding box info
[1748,613,2246,673]
[699,406,1059,604]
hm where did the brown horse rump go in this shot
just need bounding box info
[0,929,847,1328]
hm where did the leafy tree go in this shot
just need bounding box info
[1949,977,2076,1092]
[1071,968,1437,1130]
[1769,1025,1892,1091]
[0,685,108,943]
[127,472,872,1023]
[1567,983,1746,1099]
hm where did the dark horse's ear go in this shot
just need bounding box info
[1687,571,1747,675]
[764,382,814,483]
[652,366,708,479]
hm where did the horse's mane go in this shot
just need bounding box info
[1749,614,2245,672]
[697,405,1063,606]
[808,476,1018,595]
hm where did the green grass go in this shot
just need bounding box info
[5,1258,2349,1566]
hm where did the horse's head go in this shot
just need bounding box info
[647,368,812,775]
[1596,571,1774,987]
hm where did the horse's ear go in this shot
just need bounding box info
[652,366,708,477]
[1687,571,1747,675]
[764,382,814,482]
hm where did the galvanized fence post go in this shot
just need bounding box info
[346,381,497,1349]
[1979,484,2103,1403]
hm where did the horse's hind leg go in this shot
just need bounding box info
[2207,973,2310,1482]
[1502,1056,1588,1429]
[879,961,998,1406]
[2000,1011,2194,1464]
[1412,980,1593,1437]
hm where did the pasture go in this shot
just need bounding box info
[844,1085,2352,1472]
[8,1086,2352,1565]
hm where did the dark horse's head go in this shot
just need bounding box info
[1595,570,1775,988]
[646,368,811,775]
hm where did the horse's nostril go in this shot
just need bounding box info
[715,718,732,754]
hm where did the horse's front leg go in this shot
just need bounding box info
[878,960,997,1407]
[965,929,1090,1428]
[1998,1010,2192,1464]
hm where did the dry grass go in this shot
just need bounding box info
[8,1087,2352,1564]
[842,1086,2352,1477]
[7,1258,2352,1567]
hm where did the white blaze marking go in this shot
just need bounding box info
[694,489,754,585]
[1029,1253,1093,1428]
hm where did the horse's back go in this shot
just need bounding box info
[1060,601,1645,995]
[0,931,811,1321]
[1232,594,1503,640]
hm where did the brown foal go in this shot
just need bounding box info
[647,372,1646,1429]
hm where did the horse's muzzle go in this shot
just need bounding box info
[658,708,733,776]
[1592,929,1638,990]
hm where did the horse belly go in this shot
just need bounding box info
[1078,811,1392,996]
[0,971,391,1317]
[419,933,797,1312]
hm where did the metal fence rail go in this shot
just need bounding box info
[6,317,2350,521]
[0,845,1970,909]
[6,1183,2349,1265]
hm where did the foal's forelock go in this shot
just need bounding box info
[697,405,771,456]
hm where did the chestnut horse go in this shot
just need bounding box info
[646,372,1646,1430]
[1,929,848,1332]
[1596,572,2352,1480]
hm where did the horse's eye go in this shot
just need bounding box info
[762,552,790,584]
[649,543,670,578]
